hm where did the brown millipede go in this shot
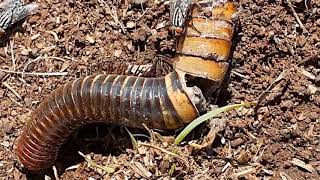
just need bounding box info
[16,72,205,171]
[15,0,237,171]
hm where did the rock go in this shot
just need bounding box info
[230,138,244,147]
[133,0,147,5]
[0,89,4,98]
[291,158,315,173]
[86,35,95,44]
[113,50,122,58]
[236,150,251,164]
[0,71,5,81]
[126,21,136,29]
[2,119,13,134]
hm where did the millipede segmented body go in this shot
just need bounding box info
[173,1,237,96]
[16,72,204,171]
[15,0,237,171]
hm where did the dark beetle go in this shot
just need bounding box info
[0,0,38,32]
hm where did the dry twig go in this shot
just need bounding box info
[254,70,287,112]
[230,167,257,178]
[52,166,59,180]
[1,81,22,100]
[138,142,189,168]
[100,0,127,34]
[0,69,68,76]
[286,0,308,34]
[10,40,16,70]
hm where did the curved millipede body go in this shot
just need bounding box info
[15,0,237,172]
[16,72,204,171]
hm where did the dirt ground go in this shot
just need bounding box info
[0,0,319,179]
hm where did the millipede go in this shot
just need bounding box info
[15,0,238,171]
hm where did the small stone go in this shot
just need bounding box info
[31,48,39,56]
[0,89,4,98]
[280,129,290,136]
[86,35,95,44]
[298,113,305,121]
[133,0,147,5]
[20,48,29,56]
[0,141,10,148]
[309,112,318,120]
[137,147,146,155]
[10,110,17,116]
[307,84,317,94]
[0,71,5,81]
[126,21,136,29]
[292,158,315,173]
[230,138,244,147]
[281,100,294,109]
[2,119,13,134]
[236,150,251,164]
[290,118,297,123]
[44,175,52,180]
[113,50,122,58]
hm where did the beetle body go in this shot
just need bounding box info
[0,0,38,31]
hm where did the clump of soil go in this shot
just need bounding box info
[0,0,319,179]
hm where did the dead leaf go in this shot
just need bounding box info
[292,158,315,172]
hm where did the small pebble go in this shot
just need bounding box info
[0,141,10,148]
[133,0,147,5]
[0,72,5,81]
[126,21,136,29]
[0,89,4,98]
[230,138,244,147]
[2,119,13,134]
[86,35,95,44]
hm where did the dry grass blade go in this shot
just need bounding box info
[138,142,189,168]
[291,158,315,172]
[129,162,152,178]
[174,102,256,145]
[285,0,308,34]
[230,167,257,178]
[52,166,59,180]
[200,119,225,149]
[1,81,22,100]
[138,142,179,157]
[124,127,138,150]
[78,151,115,174]
[0,69,68,76]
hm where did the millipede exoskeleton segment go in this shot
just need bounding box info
[173,1,237,96]
[16,72,205,171]
[15,0,237,172]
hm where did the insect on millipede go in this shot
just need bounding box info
[15,0,238,171]
[0,0,38,36]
